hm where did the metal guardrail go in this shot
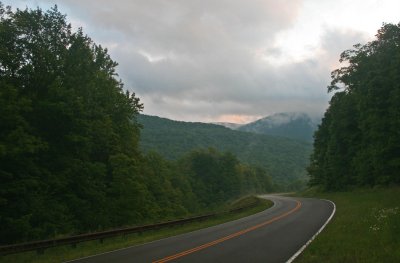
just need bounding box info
[0,200,259,256]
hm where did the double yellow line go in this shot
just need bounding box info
[153,199,302,263]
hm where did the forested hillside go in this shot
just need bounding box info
[308,23,400,190]
[0,5,273,245]
[237,112,319,142]
[138,114,312,186]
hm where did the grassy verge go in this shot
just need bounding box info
[1,196,273,263]
[295,187,400,263]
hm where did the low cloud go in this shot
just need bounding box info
[8,0,370,123]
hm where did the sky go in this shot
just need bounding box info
[4,0,400,123]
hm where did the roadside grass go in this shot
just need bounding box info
[296,186,400,263]
[1,196,273,263]
[229,195,261,209]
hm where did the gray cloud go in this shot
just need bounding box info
[7,0,369,123]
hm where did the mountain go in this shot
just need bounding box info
[237,112,320,142]
[138,114,312,186]
[212,122,243,129]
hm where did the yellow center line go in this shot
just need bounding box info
[153,199,302,263]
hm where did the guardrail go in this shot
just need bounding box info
[0,199,259,256]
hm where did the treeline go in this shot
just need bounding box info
[308,23,400,190]
[0,4,272,244]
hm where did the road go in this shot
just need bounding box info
[69,195,335,263]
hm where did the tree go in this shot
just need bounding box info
[0,3,143,243]
[0,2,277,245]
[309,22,400,190]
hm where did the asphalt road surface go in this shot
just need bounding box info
[69,195,335,263]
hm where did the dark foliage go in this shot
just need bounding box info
[308,23,400,190]
[0,4,274,244]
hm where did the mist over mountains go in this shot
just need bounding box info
[216,112,321,142]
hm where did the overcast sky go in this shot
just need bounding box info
[4,0,400,123]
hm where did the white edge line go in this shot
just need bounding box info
[285,199,336,263]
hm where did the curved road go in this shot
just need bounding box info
[69,195,334,263]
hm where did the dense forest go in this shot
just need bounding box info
[308,23,400,190]
[138,114,312,188]
[0,4,274,245]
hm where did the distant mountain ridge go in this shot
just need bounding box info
[212,122,243,129]
[138,114,312,187]
[237,112,320,142]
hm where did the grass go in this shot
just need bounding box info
[1,196,273,263]
[295,186,400,263]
